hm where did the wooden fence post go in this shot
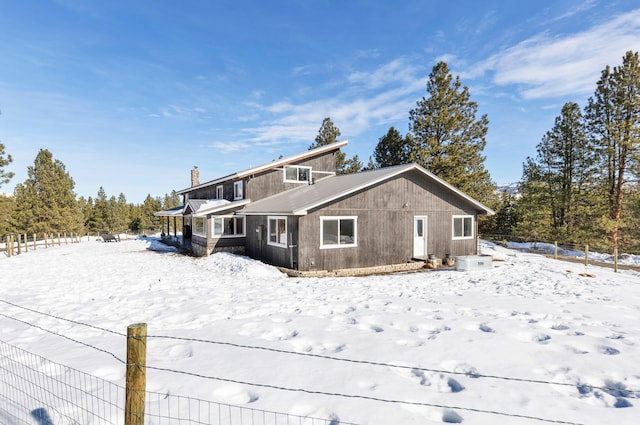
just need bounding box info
[16,235,22,255]
[584,244,589,267]
[24,234,28,252]
[33,234,37,251]
[6,235,12,257]
[554,241,558,260]
[125,323,147,425]
[614,247,618,273]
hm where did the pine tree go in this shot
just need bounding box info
[521,102,598,241]
[373,126,408,168]
[0,143,13,188]
[11,149,82,234]
[408,61,493,201]
[138,194,162,235]
[309,117,362,174]
[0,194,14,235]
[585,50,640,251]
[1,110,15,188]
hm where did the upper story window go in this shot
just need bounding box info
[216,185,224,199]
[234,181,244,200]
[452,215,474,240]
[284,165,311,183]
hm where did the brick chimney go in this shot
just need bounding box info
[191,166,200,186]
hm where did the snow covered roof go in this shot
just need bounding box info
[176,140,348,195]
[153,205,184,217]
[239,163,495,216]
[184,198,251,217]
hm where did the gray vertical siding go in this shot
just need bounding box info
[295,170,480,271]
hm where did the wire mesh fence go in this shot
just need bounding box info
[0,340,356,425]
[0,340,123,424]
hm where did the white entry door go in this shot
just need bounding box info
[413,216,427,258]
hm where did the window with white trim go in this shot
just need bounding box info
[213,216,245,237]
[216,185,224,199]
[268,216,287,247]
[452,215,474,239]
[283,165,311,183]
[321,216,357,248]
[193,217,206,237]
[234,181,243,200]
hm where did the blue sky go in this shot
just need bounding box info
[1,0,639,203]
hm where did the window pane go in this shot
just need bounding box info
[213,218,222,235]
[416,220,423,237]
[453,218,462,237]
[298,167,308,181]
[278,219,287,244]
[269,219,277,242]
[285,167,298,181]
[464,217,473,237]
[323,219,339,245]
[223,218,233,235]
[235,218,243,235]
[339,219,354,245]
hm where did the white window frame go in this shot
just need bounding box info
[320,216,357,249]
[283,165,312,183]
[234,181,243,200]
[216,185,224,199]
[267,216,287,248]
[452,215,474,240]
[212,216,245,238]
[193,216,207,237]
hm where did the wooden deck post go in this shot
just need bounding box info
[125,323,147,425]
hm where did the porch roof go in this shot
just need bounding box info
[153,206,184,217]
[185,198,251,217]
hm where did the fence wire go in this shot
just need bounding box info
[0,340,123,424]
[0,340,356,425]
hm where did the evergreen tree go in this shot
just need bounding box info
[521,102,597,241]
[85,187,109,233]
[309,117,362,174]
[110,193,130,233]
[408,61,493,201]
[138,194,162,235]
[1,110,15,188]
[162,190,181,209]
[0,194,14,235]
[11,149,82,234]
[373,126,408,168]
[0,143,13,187]
[585,50,640,250]
[493,191,520,236]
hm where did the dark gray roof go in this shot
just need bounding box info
[239,163,495,216]
[177,140,348,195]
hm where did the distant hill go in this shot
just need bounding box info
[495,182,521,197]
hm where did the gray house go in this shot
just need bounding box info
[157,141,494,273]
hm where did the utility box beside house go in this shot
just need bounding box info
[455,255,493,271]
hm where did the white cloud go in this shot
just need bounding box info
[482,9,640,99]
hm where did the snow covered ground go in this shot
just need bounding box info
[1,238,639,424]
